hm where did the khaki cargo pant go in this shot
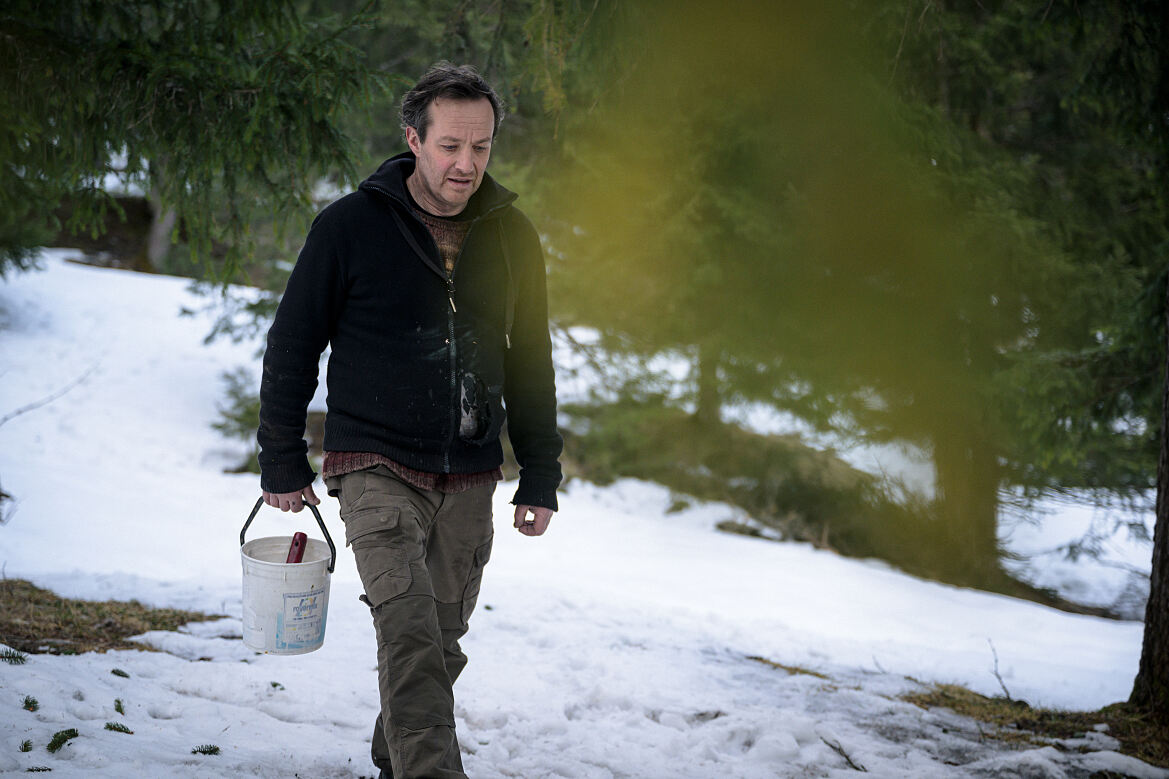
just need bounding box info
[326,465,495,779]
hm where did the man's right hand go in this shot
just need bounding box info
[262,485,321,513]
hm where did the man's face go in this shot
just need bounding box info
[405,97,495,216]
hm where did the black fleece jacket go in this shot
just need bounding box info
[257,153,563,510]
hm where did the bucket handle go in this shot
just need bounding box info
[241,497,337,573]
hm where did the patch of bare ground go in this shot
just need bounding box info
[904,683,1169,770]
[0,578,225,655]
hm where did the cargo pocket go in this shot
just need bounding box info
[345,508,412,607]
[460,536,494,624]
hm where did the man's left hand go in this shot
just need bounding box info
[513,504,554,536]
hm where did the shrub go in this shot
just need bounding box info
[1,647,28,665]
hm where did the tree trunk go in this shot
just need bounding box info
[933,427,1001,582]
[143,161,178,273]
[694,341,721,427]
[145,190,177,272]
[1129,273,1169,714]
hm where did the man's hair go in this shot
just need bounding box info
[400,62,504,142]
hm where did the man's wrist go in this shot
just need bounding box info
[510,486,559,512]
[259,460,318,495]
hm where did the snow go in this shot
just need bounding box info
[1000,493,1154,621]
[0,252,1162,778]
[719,401,939,499]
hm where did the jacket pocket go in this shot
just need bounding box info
[458,373,505,446]
[344,507,412,607]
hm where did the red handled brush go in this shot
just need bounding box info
[285,532,308,564]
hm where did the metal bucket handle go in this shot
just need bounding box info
[241,496,337,573]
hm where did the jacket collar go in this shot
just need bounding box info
[358,151,517,219]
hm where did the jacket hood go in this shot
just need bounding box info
[358,152,517,219]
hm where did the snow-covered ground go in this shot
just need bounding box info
[0,252,1161,778]
[551,326,1155,621]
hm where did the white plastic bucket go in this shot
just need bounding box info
[240,498,336,655]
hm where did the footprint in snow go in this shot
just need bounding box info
[148,703,183,719]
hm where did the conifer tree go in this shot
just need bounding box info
[0,0,385,278]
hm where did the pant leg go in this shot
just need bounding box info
[426,482,496,688]
[328,467,469,779]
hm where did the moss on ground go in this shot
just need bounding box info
[0,578,224,654]
[904,683,1169,769]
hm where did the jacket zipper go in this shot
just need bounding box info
[364,182,512,472]
[436,204,515,471]
[444,274,456,473]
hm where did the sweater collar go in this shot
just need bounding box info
[358,151,517,219]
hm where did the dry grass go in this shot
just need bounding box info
[904,683,1169,769]
[0,578,224,655]
[747,654,831,679]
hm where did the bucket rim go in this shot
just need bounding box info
[241,535,333,569]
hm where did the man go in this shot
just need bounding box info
[257,62,563,778]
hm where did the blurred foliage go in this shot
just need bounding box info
[864,0,1167,502]
[0,0,387,279]
[528,0,1167,579]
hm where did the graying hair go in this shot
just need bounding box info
[400,62,504,142]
